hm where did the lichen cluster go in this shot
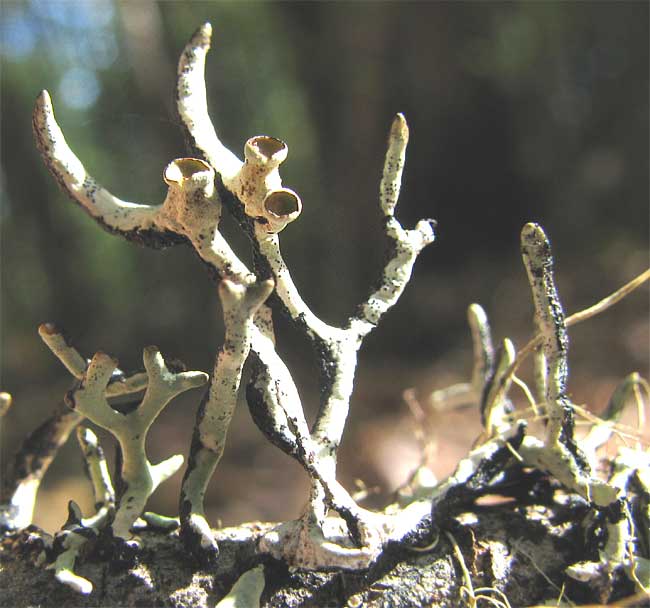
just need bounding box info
[1,22,648,604]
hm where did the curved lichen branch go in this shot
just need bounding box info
[76,427,115,517]
[176,22,243,181]
[427,303,495,412]
[52,427,115,595]
[251,359,385,567]
[176,22,435,342]
[51,502,95,595]
[177,22,302,236]
[480,338,516,439]
[33,92,252,281]
[582,373,644,467]
[34,21,438,572]
[66,347,208,541]
[515,224,637,586]
[180,278,274,563]
[244,310,380,568]
[33,91,158,234]
[468,304,495,400]
[1,401,82,531]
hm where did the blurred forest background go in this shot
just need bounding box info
[1,1,648,533]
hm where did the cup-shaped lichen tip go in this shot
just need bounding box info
[244,135,289,167]
[264,188,302,220]
[163,157,213,187]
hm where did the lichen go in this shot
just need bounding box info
[0,20,647,605]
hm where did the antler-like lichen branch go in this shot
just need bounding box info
[52,427,115,594]
[351,114,436,338]
[65,348,207,541]
[173,22,437,561]
[32,21,437,570]
[39,323,148,397]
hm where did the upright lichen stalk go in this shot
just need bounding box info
[180,278,274,561]
[12,20,646,603]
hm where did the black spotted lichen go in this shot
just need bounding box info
[0,21,648,604]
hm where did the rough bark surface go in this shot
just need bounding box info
[0,500,637,607]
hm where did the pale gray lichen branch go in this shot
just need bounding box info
[33,91,158,235]
[308,116,435,469]
[0,323,145,531]
[250,360,387,568]
[415,220,644,592]
[33,59,330,561]
[180,278,274,562]
[582,372,642,469]
[51,502,96,595]
[65,347,207,541]
[350,113,436,339]
[246,316,388,569]
[33,94,252,282]
[177,22,243,182]
[0,392,13,418]
[515,224,636,585]
[520,222,573,449]
[480,338,515,439]
[52,427,115,595]
[38,323,148,398]
[427,303,495,412]
[0,325,113,531]
[1,400,82,531]
[76,426,115,519]
[174,20,434,376]
[21,20,650,597]
[468,304,495,402]
[173,21,437,564]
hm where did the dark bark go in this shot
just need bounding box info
[0,498,640,607]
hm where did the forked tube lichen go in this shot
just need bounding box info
[0,20,647,604]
